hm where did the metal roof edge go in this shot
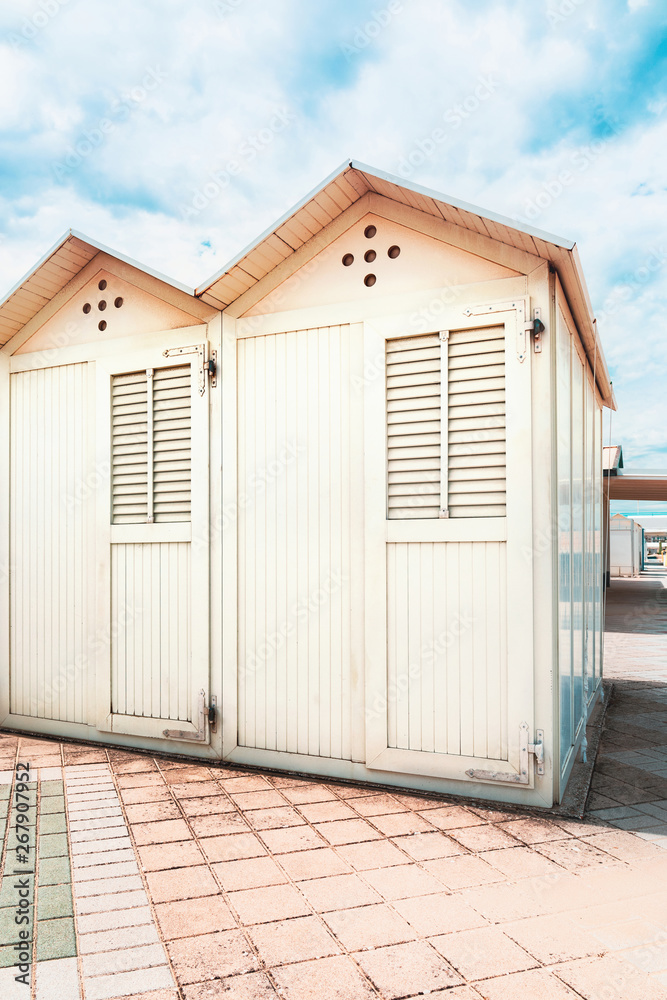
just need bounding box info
[196,159,355,295]
[0,229,196,312]
[347,160,576,251]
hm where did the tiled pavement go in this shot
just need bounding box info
[0,571,666,998]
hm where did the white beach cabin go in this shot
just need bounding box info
[0,162,613,807]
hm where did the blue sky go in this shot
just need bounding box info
[1,0,666,469]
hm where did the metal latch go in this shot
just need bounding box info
[466,722,544,785]
[526,310,545,354]
[162,344,216,395]
[163,690,215,742]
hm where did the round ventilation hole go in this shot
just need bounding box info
[364,249,376,263]
[98,320,107,331]
[364,225,377,239]
[364,274,377,287]
[342,253,354,266]
[98,279,107,290]
[388,245,401,259]
[114,297,124,308]
[98,300,107,311]
[82,303,91,314]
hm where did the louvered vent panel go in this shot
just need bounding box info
[112,371,149,523]
[447,326,506,517]
[387,333,441,519]
[152,366,192,522]
[111,365,192,524]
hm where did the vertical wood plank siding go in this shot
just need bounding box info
[386,541,508,760]
[10,365,89,722]
[237,326,364,759]
[110,542,192,721]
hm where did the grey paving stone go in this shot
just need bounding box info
[40,781,65,797]
[35,917,76,961]
[38,856,71,887]
[39,796,66,815]
[38,834,69,859]
[37,884,73,920]
[39,814,67,835]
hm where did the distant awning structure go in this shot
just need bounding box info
[604,444,667,500]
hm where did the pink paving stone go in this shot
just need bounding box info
[430,926,538,980]
[393,893,489,936]
[295,800,358,823]
[120,785,172,804]
[362,863,446,901]
[335,839,407,870]
[258,824,326,854]
[280,783,339,804]
[191,813,249,837]
[145,865,220,904]
[167,781,225,799]
[277,848,352,881]
[247,914,341,965]
[479,846,566,879]
[369,812,437,836]
[351,793,405,816]
[391,831,467,861]
[116,773,167,788]
[228,883,311,925]
[166,929,259,984]
[425,855,505,890]
[111,991,179,1000]
[123,801,183,823]
[218,775,274,792]
[154,896,237,940]
[137,841,205,872]
[297,872,382,912]
[179,795,238,817]
[162,767,215,783]
[355,940,463,997]
[229,790,288,810]
[553,954,667,1000]
[244,807,307,830]
[110,759,158,774]
[213,856,288,891]
[533,838,624,872]
[502,913,605,964]
[322,902,417,950]
[475,969,582,999]
[448,824,521,853]
[498,817,574,845]
[418,805,487,830]
[313,818,383,845]
[182,972,278,999]
[201,833,268,863]
[270,954,376,1000]
[131,819,193,845]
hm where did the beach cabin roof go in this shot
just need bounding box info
[196,160,613,406]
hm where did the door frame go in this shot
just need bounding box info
[363,299,536,784]
[94,340,211,741]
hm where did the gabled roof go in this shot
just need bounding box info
[196,159,613,407]
[0,230,195,349]
[603,445,624,472]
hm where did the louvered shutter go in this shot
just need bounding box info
[447,326,506,517]
[387,333,442,519]
[111,365,192,524]
[386,326,507,519]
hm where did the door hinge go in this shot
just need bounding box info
[162,343,216,395]
[163,690,215,742]
[465,722,544,785]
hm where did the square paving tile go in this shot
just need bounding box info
[38,856,71,886]
[201,833,267,863]
[124,801,183,823]
[296,800,357,823]
[499,818,573,845]
[425,855,504,890]
[480,846,566,879]
[335,839,406,871]
[278,848,351,881]
[356,940,463,997]
[168,781,225,799]
[258,825,326,854]
[213,857,288,892]
[533,838,624,872]
[248,915,341,966]
[503,913,605,964]
[179,795,237,817]
[362,863,445,901]
[351,794,404,817]
[35,916,76,961]
[369,812,436,836]
[475,968,581,999]
[271,954,376,1000]
[38,813,67,835]
[146,865,219,904]
[430,925,538,980]
[281,784,338,805]
[191,813,249,838]
[37,883,73,920]
[155,896,236,940]
[297,873,381,912]
[553,954,667,1000]
[182,972,279,999]
[394,892,488,936]
[244,807,307,830]
[322,902,416,950]
[228,884,311,925]
[448,824,520,853]
[136,841,205,872]
[120,785,171,805]
[391,831,466,861]
[131,819,193,845]
[313,819,383,846]
[40,796,66,815]
[229,791,287,811]
[38,833,69,858]
[418,805,486,830]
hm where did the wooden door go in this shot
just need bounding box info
[364,300,539,788]
[95,343,211,743]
